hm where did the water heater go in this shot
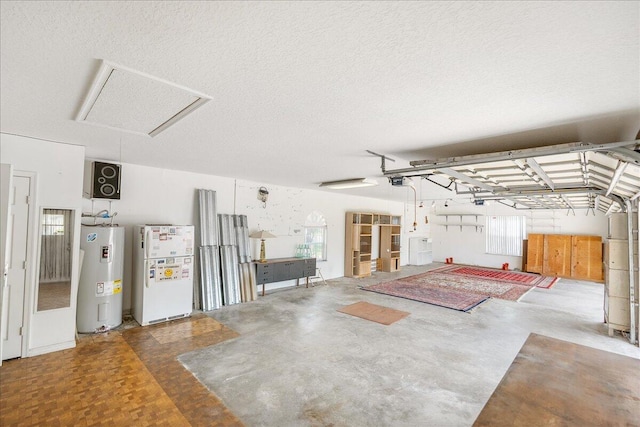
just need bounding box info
[77,225,125,333]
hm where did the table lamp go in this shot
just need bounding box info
[249,230,277,262]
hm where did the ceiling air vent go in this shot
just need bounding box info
[76,60,211,137]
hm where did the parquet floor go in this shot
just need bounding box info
[0,314,243,426]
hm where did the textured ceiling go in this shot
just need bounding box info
[1,1,638,203]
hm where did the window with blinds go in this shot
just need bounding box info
[485,215,526,256]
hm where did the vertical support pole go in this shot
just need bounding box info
[625,200,637,345]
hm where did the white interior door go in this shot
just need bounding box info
[2,175,30,360]
[0,164,14,364]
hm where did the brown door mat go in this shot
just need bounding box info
[337,301,409,325]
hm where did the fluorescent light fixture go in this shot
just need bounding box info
[319,178,378,190]
[76,60,211,137]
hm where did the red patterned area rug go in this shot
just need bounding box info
[433,265,559,289]
[362,269,538,312]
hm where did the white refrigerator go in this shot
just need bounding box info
[133,225,195,326]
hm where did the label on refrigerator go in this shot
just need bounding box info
[144,225,195,259]
[157,264,181,281]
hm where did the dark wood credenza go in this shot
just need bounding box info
[253,257,316,296]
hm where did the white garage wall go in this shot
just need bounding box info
[2,132,611,358]
[2,133,405,355]
[82,162,406,312]
[1,133,85,356]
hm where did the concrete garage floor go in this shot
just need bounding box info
[179,264,640,427]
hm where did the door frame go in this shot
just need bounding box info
[21,171,38,358]
[0,163,13,365]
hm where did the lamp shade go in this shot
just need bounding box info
[249,230,277,239]
[249,230,276,263]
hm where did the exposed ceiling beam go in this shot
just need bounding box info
[531,159,582,168]
[579,152,589,185]
[436,168,496,192]
[605,161,628,196]
[588,175,612,191]
[493,186,605,197]
[390,140,640,211]
[462,169,503,187]
[526,158,555,190]
[390,140,638,174]
[589,157,615,172]
[539,165,586,174]
[561,195,576,210]
[535,195,562,209]
[606,147,640,165]
[472,165,522,173]
[490,178,543,188]
[513,159,543,188]
[604,203,618,216]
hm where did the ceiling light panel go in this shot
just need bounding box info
[319,178,378,189]
[76,61,211,137]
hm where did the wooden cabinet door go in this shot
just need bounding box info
[543,234,572,277]
[526,234,544,273]
[571,235,603,281]
[351,225,361,251]
[379,226,391,259]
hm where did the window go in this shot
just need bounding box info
[485,215,526,256]
[42,213,66,235]
[304,211,327,261]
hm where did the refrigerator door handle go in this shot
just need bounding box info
[145,229,153,259]
[145,260,151,288]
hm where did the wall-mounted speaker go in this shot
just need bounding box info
[89,161,121,199]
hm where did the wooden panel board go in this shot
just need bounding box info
[521,240,528,271]
[525,234,544,273]
[543,234,572,277]
[571,235,603,281]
